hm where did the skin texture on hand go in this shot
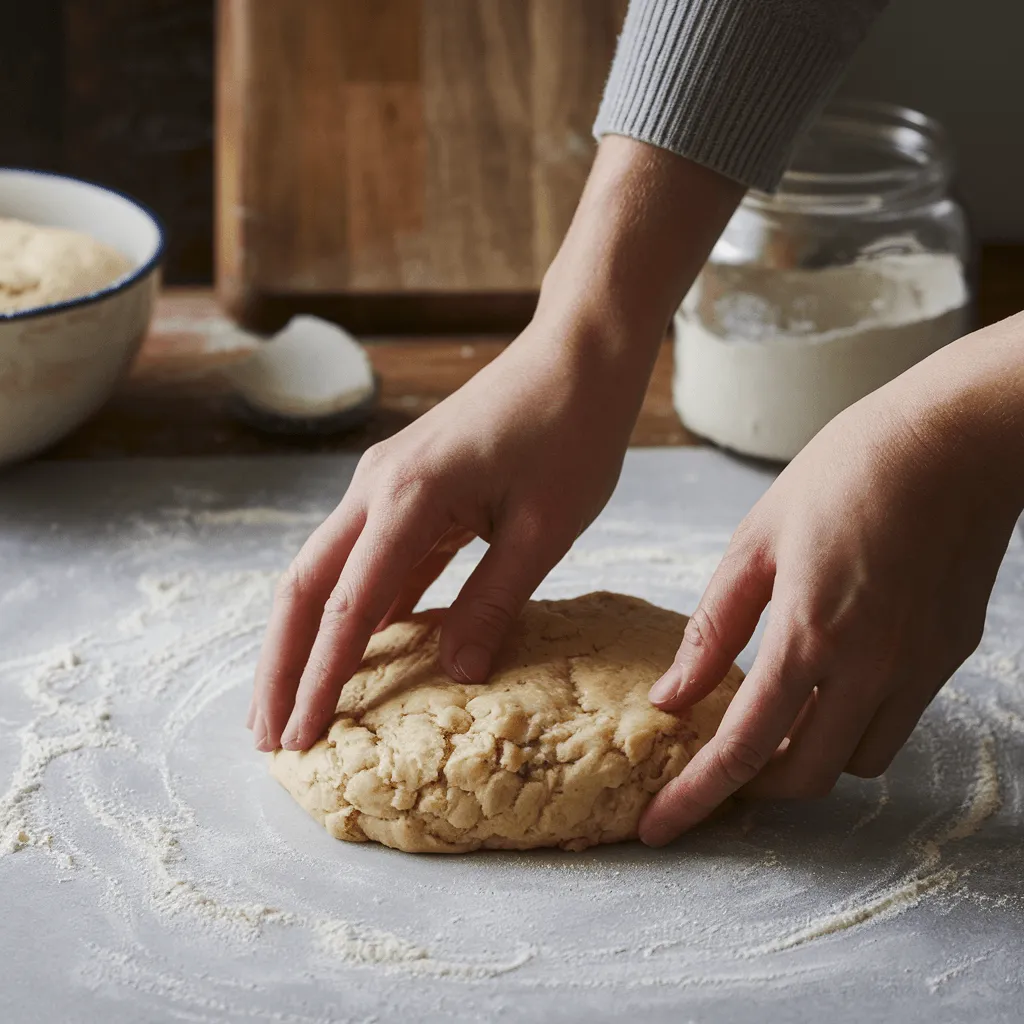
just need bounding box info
[249,124,1024,849]
[246,136,745,753]
[640,314,1024,846]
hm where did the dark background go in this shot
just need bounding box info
[3,0,1022,291]
[2,0,214,284]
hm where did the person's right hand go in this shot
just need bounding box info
[245,137,744,754]
[246,312,652,753]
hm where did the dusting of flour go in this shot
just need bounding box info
[1,493,1022,1021]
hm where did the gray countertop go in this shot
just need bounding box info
[1,450,1022,1023]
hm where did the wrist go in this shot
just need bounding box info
[533,226,667,376]
[906,314,1024,508]
[531,270,662,385]
[535,135,744,362]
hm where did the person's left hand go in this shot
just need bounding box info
[640,322,1024,846]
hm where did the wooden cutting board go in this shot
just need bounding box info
[216,0,627,332]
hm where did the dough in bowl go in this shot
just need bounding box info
[270,592,743,853]
[0,217,132,314]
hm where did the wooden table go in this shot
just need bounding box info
[44,245,1024,459]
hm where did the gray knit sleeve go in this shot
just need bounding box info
[594,0,889,191]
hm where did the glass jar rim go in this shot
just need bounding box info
[745,100,953,216]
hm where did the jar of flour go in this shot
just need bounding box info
[674,100,972,461]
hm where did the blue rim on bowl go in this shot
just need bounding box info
[0,167,166,323]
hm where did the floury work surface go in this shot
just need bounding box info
[1,450,1022,1023]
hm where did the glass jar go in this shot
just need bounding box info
[673,100,973,461]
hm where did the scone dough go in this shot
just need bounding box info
[270,592,743,853]
[0,217,132,314]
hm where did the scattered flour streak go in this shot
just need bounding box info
[0,650,136,855]
[1,512,1022,1014]
[926,952,992,993]
[190,508,326,529]
[754,732,1002,954]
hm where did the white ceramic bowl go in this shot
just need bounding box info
[0,169,164,465]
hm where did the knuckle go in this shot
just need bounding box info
[728,515,766,560]
[275,560,312,606]
[381,467,422,505]
[506,507,575,568]
[514,504,559,546]
[467,586,519,636]
[322,580,354,620]
[375,461,435,513]
[782,616,840,670]
[320,578,373,633]
[714,737,767,788]
[805,628,841,668]
[355,442,391,480]
[683,605,722,654]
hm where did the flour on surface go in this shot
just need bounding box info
[1,490,1023,1021]
[189,508,327,529]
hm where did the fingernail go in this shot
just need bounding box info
[648,670,681,705]
[252,713,269,750]
[245,701,256,730]
[279,722,301,750]
[640,824,675,848]
[453,644,491,684]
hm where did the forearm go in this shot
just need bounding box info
[533,0,892,391]
[536,135,744,371]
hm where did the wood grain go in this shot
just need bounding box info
[216,0,626,329]
[215,0,246,311]
[421,1,534,290]
[345,83,426,288]
[530,0,629,269]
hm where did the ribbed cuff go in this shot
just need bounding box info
[594,0,887,192]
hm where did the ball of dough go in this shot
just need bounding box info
[0,217,132,314]
[270,592,743,853]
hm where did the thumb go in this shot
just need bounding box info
[439,512,567,684]
[649,526,774,710]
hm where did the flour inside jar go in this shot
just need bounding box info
[673,251,969,460]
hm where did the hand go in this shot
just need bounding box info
[641,317,1024,845]
[246,137,743,752]
[247,315,649,751]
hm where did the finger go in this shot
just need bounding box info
[648,527,773,710]
[374,526,476,632]
[251,502,366,750]
[439,512,571,684]
[280,501,447,750]
[845,664,943,778]
[639,619,819,846]
[742,673,881,799]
